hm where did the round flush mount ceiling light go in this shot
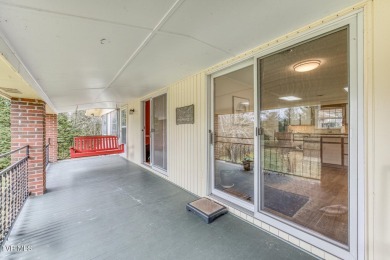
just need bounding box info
[293,60,321,72]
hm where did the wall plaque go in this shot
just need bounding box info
[176,104,194,125]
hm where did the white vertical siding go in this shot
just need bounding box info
[371,1,390,259]
[126,73,208,197]
[167,72,208,196]
[126,100,142,164]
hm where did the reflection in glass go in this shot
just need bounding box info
[102,114,108,135]
[153,94,167,170]
[259,29,349,245]
[110,110,118,136]
[121,109,127,144]
[214,65,254,203]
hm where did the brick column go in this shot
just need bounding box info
[46,114,58,163]
[11,98,46,196]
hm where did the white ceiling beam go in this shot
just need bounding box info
[95,0,186,102]
[157,30,233,56]
[0,1,152,31]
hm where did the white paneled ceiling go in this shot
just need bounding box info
[0,0,361,112]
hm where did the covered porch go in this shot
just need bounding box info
[1,155,314,259]
[0,1,390,259]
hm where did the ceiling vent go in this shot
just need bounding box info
[0,87,22,94]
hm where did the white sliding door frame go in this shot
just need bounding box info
[120,105,128,157]
[141,92,168,175]
[253,12,364,260]
[209,59,255,212]
[207,10,364,260]
[151,93,168,174]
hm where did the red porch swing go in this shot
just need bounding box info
[70,136,124,158]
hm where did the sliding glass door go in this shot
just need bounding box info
[120,106,127,156]
[211,63,254,208]
[152,94,167,171]
[120,107,127,145]
[209,15,362,258]
[142,94,167,172]
[258,28,350,245]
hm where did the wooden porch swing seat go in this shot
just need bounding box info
[70,136,124,158]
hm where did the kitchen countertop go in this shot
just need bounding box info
[293,133,348,137]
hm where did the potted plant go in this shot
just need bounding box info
[242,154,253,171]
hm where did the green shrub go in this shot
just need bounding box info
[0,97,10,170]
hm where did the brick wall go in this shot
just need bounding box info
[46,114,58,162]
[11,98,46,196]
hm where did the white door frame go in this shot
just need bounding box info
[207,10,364,260]
[209,59,255,212]
[253,13,364,260]
[141,93,168,175]
[120,105,128,157]
[151,93,168,174]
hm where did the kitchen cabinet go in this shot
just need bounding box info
[321,136,348,166]
[343,138,348,166]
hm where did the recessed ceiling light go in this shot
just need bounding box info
[344,87,348,92]
[293,60,321,72]
[279,96,302,101]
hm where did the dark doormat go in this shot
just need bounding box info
[224,187,251,201]
[264,186,309,217]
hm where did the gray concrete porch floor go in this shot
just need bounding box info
[1,155,316,260]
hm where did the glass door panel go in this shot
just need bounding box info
[152,94,167,171]
[120,108,127,145]
[120,107,127,157]
[258,29,349,245]
[213,65,254,203]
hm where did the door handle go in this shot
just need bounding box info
[256,127,264,136]
[209,130,214,145]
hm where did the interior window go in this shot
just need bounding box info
[316,107,344,129]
